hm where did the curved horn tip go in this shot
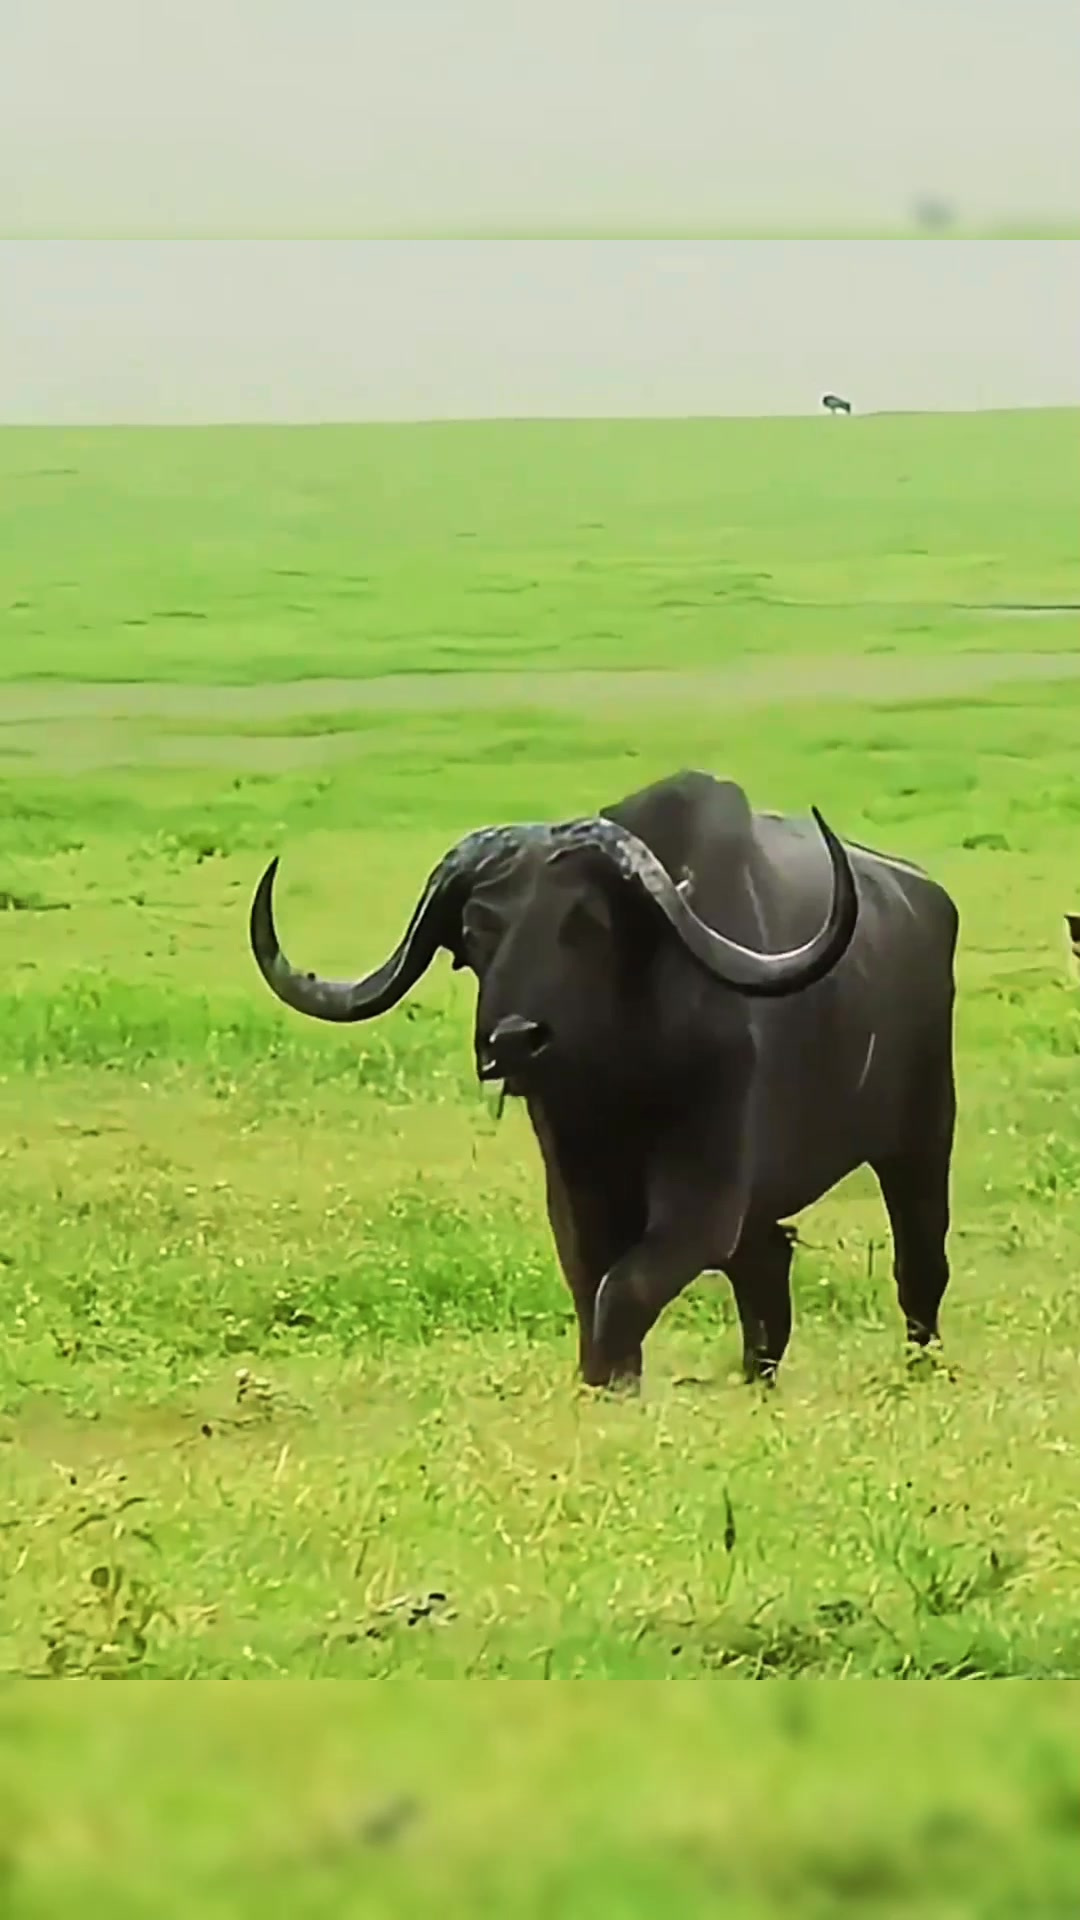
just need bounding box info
[250,854,281,905]
[810,807,850,862]
[250,855,284,963]
[252,855,281,911]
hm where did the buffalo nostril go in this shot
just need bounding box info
[486,1016,551,1069]
[493,1016,538,1042]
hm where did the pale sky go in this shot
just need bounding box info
[2,1,1079,232]
[2,240,1078,423]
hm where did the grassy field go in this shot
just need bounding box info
[2,1687,1080,1917]
[2,409,1080,1729]
[4,410,1078,687]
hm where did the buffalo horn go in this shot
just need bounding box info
[248,826,533,1022]
[547,809,858,997]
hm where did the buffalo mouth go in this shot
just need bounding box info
[476,1053,525,1097]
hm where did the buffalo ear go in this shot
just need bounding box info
[448,928,473,972]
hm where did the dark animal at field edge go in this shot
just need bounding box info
[249,772,958,1394]
[822,393,853,415]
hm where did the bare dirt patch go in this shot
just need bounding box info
[3,647,1080,722]
[3,649,1080,772]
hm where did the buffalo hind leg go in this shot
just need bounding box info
[873,1069,955,1350]
[724,1223,795,1385]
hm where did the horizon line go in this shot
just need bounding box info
[3,403,1078,431]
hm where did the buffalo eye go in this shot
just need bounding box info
[462,898,504,960]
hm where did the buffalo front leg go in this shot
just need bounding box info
[590,1174,750,1390]
[873,1065,956,1350]
[592,1113,754,1390]
[724,1223,795,1385]
[538,1143,641,1387]
[545,1180,616,1386]
[592,1229,708,1392]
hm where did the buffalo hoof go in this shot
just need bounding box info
[580,1358,643,1396]
[741,1356,780,1389]
[905,1342,955,1382]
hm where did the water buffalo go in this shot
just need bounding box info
[249,772,958,1392]
[822,393,853,415]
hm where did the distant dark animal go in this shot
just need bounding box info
[913,196,955,232]
[249,772,959,1393]
[822,393,852,415]
[1065,914,1080,982]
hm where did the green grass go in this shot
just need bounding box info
[2,411,1080,1719]
[2,1688,1080,1917]
[3,412,1078,685]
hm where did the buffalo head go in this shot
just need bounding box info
[249,809,858,1096]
